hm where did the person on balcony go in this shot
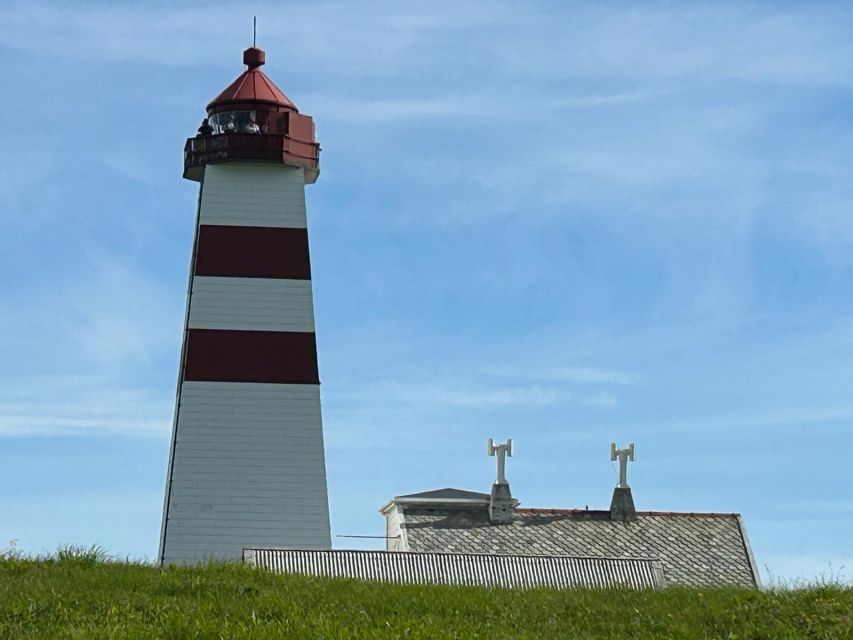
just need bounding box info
[244,117,260,134]
[196,118,213,136]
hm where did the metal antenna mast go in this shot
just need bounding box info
[610,442,636,488]
[487,438,513,484]
[253,16,257,47]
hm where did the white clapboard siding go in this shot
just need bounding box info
[200,164,307,228]
[187,277,315,332]
[161,382,331,564]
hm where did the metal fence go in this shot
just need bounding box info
[244,548,664,590]
[184,133,288,168]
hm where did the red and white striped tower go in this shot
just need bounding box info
[159,46,331,564]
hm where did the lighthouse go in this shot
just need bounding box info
[159,46,331,564]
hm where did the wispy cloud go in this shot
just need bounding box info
[5,3,853,86]
[533,406,853,446]
[308,89,665,123]
[0,4,228,66]
[334,378,618,410]
[310,95,505,122]
[481,365,643,386]
[0,254,182,438]
[2,255,182,369]
[0,150,59,215]
[0,375,172,437]
[0,1,510,70]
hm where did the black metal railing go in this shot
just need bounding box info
[185,133,287,167]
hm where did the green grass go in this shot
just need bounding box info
[1,548,851,639]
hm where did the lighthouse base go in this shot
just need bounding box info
[160,381,331,565]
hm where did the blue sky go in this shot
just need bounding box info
[2,1,852,583]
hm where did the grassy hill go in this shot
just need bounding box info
[1,548,851,639]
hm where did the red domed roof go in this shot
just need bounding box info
[207,47,297,112]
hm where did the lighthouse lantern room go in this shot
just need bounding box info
[159,46,332,565]
[183,46,320,183]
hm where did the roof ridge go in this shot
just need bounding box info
[395,487,490,500]
[230,71,252,100]
[516,507,740,518]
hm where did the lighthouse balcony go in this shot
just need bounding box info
[184,133,320,183]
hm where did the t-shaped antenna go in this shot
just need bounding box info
[610,442,636,488]
[488,438,513,484]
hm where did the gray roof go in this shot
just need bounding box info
[397,505,760,588]
[244,548,663,590]
[395,488,490,501]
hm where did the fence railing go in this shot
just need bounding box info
[184,133,319,171]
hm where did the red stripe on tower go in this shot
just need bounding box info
[184,329,319,384]
[194,225,312,279]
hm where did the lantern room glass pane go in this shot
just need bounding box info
[208,111,262,134]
